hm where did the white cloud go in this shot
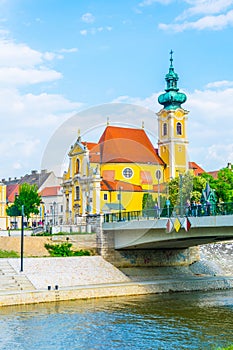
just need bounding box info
[139,0,172,6]
[159,9,233,31]
[0,39,43,67]
[177,0,233,19]
[205,80,233,89]
[156,0,233,31]
[0,34,84,178]
[0,88,83,177]
[59,48,78,53]
[80,29,88,36]
[81,12,95,23]
[80,26,113,36]
[0,67,62,86]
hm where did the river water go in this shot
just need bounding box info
[0,290,232,350]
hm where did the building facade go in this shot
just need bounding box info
[62,52,189,221]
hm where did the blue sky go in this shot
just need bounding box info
[0,0,233,178]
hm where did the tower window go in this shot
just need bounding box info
[75,186,80,200]
[75,159,80,174]
[163,123,167,136]
[104,194,107,200]
[176,122,182,135]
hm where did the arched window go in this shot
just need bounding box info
[75,159,80,174]
[176,122,182,135]
[163,123,167,136]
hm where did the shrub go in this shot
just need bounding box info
[44,242,91,257]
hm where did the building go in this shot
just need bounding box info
[157,50,188,180]
[3,169,62,228]
[39,186,63,227]
[0,181,7,230]
[62,51,190,221]
[62,126,165,223]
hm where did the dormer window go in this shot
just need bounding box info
[176,122,182,135]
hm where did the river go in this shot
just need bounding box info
[0,289,232,350]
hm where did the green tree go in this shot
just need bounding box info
[168,171,207,207]
[6,204,21,217]
[142,193,154,210]
[6,183,41,222]
[201,168,233,202]
[216,168,233,202]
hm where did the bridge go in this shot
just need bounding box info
[103,215,233,249]
[97,203,233,267]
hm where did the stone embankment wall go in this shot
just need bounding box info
[0,234,96,257]
[97,225,200,267]
[200,242,233,275]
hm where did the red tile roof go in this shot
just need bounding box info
[98,126,164,165]
[189,161,205,176]
[86,143,101,163]
[7,184,19,203]
[101,179,142,192]
[39,186,61,197]
[207,170,219,179]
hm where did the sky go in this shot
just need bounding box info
[0,0,233,179]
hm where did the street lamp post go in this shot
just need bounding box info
[119,187,122,221]
[155,170,161,218]
[53,201,56,226]
[20,205,24,272]
[179,173,183,217]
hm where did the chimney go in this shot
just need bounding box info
[31,170,38,175]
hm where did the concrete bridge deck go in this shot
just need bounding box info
[103,215,233,250]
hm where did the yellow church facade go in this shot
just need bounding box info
[62,51,189,221]
[0,182,8,230]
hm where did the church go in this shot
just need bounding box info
[62,52,190,223]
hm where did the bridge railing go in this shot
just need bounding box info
[103,202,233,223]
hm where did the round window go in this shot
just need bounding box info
[122,167,133,179]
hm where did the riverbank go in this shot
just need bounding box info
[0,254,233,307]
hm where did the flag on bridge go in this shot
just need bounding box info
[166,219,173,233]
[183,217,191,232]
[174,218,181,232]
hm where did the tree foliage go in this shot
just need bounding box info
[168,172,207,207]
[6,183,41,220]
[200,168,233,202]
[216,168,233,202]
[142,193,154,210]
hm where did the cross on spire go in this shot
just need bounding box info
[170,49,174,67]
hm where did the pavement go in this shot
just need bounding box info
[0,256,233,307]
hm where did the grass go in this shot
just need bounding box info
[32,231,96,236]
[0,249,19,258]
[216,346,233,350]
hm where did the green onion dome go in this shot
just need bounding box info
[158,50,187,110]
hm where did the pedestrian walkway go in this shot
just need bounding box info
[0,260,35,292]
[0,257,232,307]
[0,257,130,292]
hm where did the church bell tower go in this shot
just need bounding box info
[157,50,189,180]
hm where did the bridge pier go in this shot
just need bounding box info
[96,217,200,267]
